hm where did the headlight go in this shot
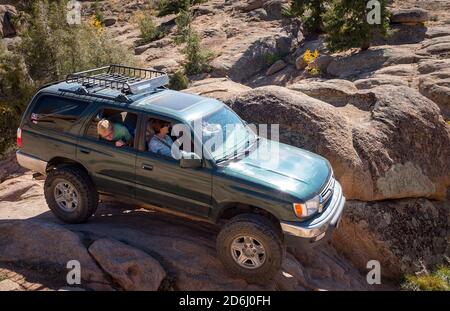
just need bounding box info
[293,195,321,218]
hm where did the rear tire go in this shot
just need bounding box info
[216,214,284,284]
[44,166,98,224]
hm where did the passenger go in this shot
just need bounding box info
[149,120,177,158]
[97,119,132,147]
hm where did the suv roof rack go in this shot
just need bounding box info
[59,65,169,103]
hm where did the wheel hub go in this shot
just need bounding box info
[230,235,266,269]
[54,181,79,212]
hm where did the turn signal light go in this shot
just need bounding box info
[293,203,306,218]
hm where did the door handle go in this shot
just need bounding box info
[142,164,153,171]
[80,149,91,155]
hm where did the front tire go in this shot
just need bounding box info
[216,214,284,284]
[44,166,98,224]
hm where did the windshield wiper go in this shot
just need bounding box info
[215,136,260,164]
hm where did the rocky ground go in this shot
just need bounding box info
[0,0,449,291]
[0,170,372,291]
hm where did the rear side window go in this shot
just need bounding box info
[30,95,89,132]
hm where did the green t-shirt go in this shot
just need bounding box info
[112,123,132,143]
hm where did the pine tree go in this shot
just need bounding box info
[175,8,193,44]
[171,1,213,75]
[21,0,135,83]
[289,0,329,34]
[183,32,213,75]
[157,0,207,17]
[323,0,390,52]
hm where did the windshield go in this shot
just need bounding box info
[192,107,257,162]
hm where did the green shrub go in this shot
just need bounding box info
[169,70,189,90]
[264,53,281,66]
[138,13,165,44]
[289,0,329,33]
[289,0,390,51]
[0,38,35,155]
[0,0,136,155]
[402,265,450,291]
[92,0,105,25]
[0,104,20,155]
[175,9,193,44]
[183,32,214,75]
[323,0,390,52]
[21,0,136,84]
[0,44,34,109]
[157,0,207,17]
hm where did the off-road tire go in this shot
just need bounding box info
[44,166,98,224]
[216,214,284,284]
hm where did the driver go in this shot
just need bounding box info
[149,119,175,157]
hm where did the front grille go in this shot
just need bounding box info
[320,175,335,211]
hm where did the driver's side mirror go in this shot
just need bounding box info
[180,152,202,169]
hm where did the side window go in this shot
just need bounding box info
[145,116,192,158]
[84,108,138,148]
[145,117,174,157]
[30,95,89,132]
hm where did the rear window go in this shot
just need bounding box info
[30,95,89,132]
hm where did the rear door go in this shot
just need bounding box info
[134,114,213,217]
[76,106,138,198]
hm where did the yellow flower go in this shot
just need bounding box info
[302,49,319,65]
[302,49,320,75]
[91,16,103,31]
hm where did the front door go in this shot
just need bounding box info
[135,115,212,217]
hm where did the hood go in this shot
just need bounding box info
[221,139,331,200]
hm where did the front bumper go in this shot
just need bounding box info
[280,180,345,248]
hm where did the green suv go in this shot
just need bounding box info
[16,65,345,283]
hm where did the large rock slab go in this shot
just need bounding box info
[372,24,427,45]
[417,35,450,57]
[347,85,450,201]
[326,46,418,78]
[353,64,416,89]
[262,0,289,20]
[333,198,449,279]
[370,64,416,77]
[237,0,266,12]
[417,59,450,118]
[0,279,21,291]
[227,85,450,201]
[426,26,450,39]
[354,76,409,89]
[292,244,371,290]
[89,238,166,291]
[419,69,450,119]
[390,8,429,24]
[288,79,362,106]
[266,59,286,75]
[0,221,111,290]
[184,78,251,101]
[210,30,293,82]
[417,59,450,75]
